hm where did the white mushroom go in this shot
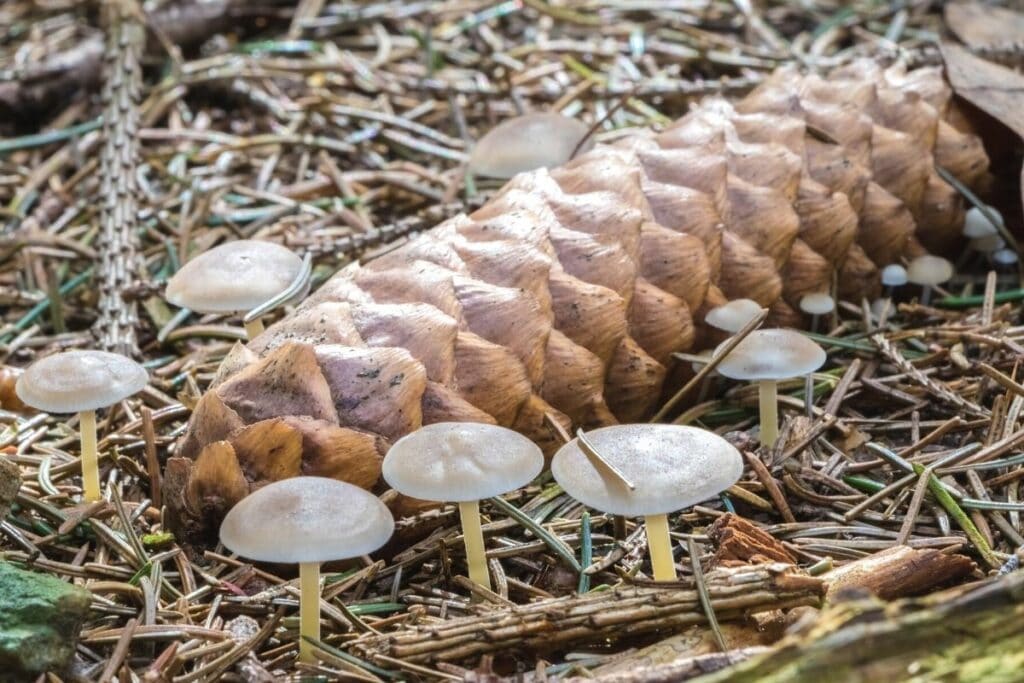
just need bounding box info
[552,425,743,581]
[220,477,394,662]
[963,205,1002,239]
[16,350,148,502]
[714,329,826,447]
[468,113,593,179]
[704,299,764,333]
[906,255,954,306]
[166,240,304,339]
[383,422,544,590]
[798,292,835,333]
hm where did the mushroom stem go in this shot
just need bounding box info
[244,317,265,340]
[298,561,320,663]
[810,313,820,334]
[758,380,779,447]
[920,286,932,306]
[644,513,677,581]
[78,409,101,502]
[458,499,492,590]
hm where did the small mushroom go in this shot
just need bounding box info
[798,292,835,333]
[16,350,148,502]
[219,477,394,662]
[704,298,764,333]
[880,264,908,298]
[994,248,1019,269]
[963,205,1002,239]
[166,240,304,339]
[551,424,743,581]
[714,329,826,447]
[468,112,593,179]
[383,422,543,590]
[906,255,954,306]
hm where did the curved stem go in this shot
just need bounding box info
[298,561,320,663]
[645,513,676,581]
[758,380,778,447]
[78,410,100,502]
[244,316,265,340]
[459,499,491,590]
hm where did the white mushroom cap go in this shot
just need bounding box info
[468,113,593,179]
[906,255,954,287]
[16,350,148,414]
[880,264,908,287]
[969,234,1005,253]
[166,240,303,313]
[219,477,394,564]
[994,248,1019,266]
[704,299,763,333]
[963,206,1002,238]
[799,292,835,316]
[551,424,743,517]
[714,328,826,381]
[383,422,544,502]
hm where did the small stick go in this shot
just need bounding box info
[576,428,635,491]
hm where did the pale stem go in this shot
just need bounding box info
[759,380,779,447]
[810,313,820,334]
[921,285,932,306]
[298,561,321,663]
[459,499,492,591]
[804,373,814,417]
[244,317,265,340]
[78,409,101,503]
[645,513,677,581]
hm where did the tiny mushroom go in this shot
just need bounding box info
[798,292,835,332]
[714,329,826,447]
[468,112,593,179]
[704,298,764,334]
[906,255,954,306]
[383,422,544,591]
[220,477,394,663]
[994,248,1019,269]
[166,240,305,339]
[16,350,148,502]
[963,205,1002,239]
[880,264,908,297]
[552,424,743,581]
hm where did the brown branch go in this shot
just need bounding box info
[351,564,823,666]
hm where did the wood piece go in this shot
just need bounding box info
[707,514,796,566]
[822,545,976,600]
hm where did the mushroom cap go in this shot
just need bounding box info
[963,206,1002,238]
[714,328,826,381]
[799,292,835,315]
[468,113,593,179]
[704,298,763,333]
[880,264,908,287]
[994,248,1019,266]
[551,424,743,517]
[382,422,544,502]
[219,477,394,564]
[906,255,954,287]
[166,240,303,313]
[16,350,148,413]
[969,234,1005,253]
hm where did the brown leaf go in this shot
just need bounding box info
[941,42,1024,139]
[945,3,1024,53]
[229,418,303,484]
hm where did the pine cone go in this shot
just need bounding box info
[166,60,991,539]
